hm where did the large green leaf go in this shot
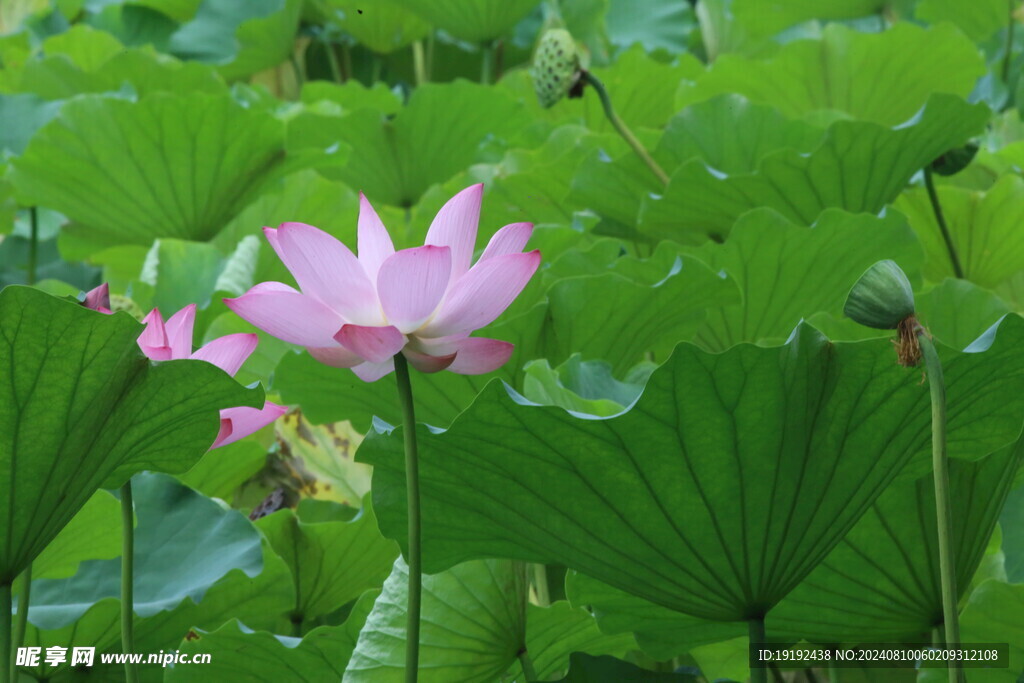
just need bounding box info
[0,286,259,582]
[894,175,1024,289]
[676,23,985,126]
[915,279,1012,351]
[681,208,923,351]
[255,499,398,627]
[344,559,528,681]
[30,490,121,581]
[26,473,263,629]
[553,653,695,682]
[948,580,1024,682]
[916,0,1009,42]
[1003,485,1024,583]
[360,317,1024,622]
[391,0,540,43]
[639,95,990,242]
[314,0,430,53]
[605,0,695,53]
[11,92,321,259]
[0,93,62,154]
[769,439,1023,642]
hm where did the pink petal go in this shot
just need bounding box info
[425,184,482,285]
[351,359,395,382]
[212,402,288,449]
[271,222,381,325]
[83,283,110,311]
[224,282,344,347]
[377,246,452,333]
[479,223,534,261]
[421,251,541,337]
[138,309,172,361]
[335,324,406,364]
[190,333,258,377]
[164,304,196,359]
[307,346,363,368]
[358,193,396,282]
[446,337,514,375]
[402,347,456,373]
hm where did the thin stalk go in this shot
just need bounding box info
[341,44,353,82]
[917,331,963,683]
[804,667,819,683]
[923,167,964,279]
[749,617,767,683]
[425,33,435,81]
[1,583,11,683]
[371,56,382,85]
[518,649,539,681]
[581,72,670,185]
[768,663,785,683]
[394,353,422,683]
[481,42,493,85]
[10,564,30,680]
[325,41,343,84]
[412,40,427,86]
[26,207,38,286]
[120,481,139,683]
[1004,0,1016,84]
[828,662,839,683]
[532,564,550,606]
[495,39,505,81]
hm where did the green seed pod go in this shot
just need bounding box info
[531,29,581,108]
[930,143,978,177]
[843,260,915,330]
[110,294,145,322]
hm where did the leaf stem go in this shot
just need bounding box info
[1,582,11,683]
[325,40,343,84]
[1004,0,1016,84]
[749,617,767,683]
[120,481,139,683]
[10,564,30,680]
[916,331,963,683]
[532,564,550,607]
[26,207,38,286]
[394,353,422,683]
[581,71,670,186]
[923,167,963,279]
[518,649,539,681]
[412,40,427,86]
[481,42,493,85]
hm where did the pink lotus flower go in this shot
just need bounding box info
[224,184,541,382]
[138,304,287,449]
[82,283,111,314]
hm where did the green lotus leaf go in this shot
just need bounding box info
[640,95,990,242]
[554,653,696,682]
[915,279,1012,351]
[606,0,695,53]
[313,0,430,54]
[29,490,121,581]
[255,499,398,626]
[11,92,324,260]
[360,317,1024,622]
[0,93,62,155]
[895,175,1024,289]
[344,559,528,681]
[1003,484,1024,584]
[916,0,1009,41]
[769,438,1022,641]
[676,23,985,126]
[0,287,260,582]
[390,0,540,43]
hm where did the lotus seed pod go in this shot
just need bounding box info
[531,29,581,108]
[843,260,915,330]
[110,294,145,321]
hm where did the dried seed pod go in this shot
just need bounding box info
[531,29,581,108]
[843,260,916,330]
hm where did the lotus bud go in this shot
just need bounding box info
[531,29,582,108]
[930,143,978,177]
[844,260,921,366]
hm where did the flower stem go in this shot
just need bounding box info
[481,42,493,85]
[748,617,767,683]
[923,167,964,279]
[325,40,343,84]
[581,71,670,186]
[393,353,422,683]
[916,331,963,683]
[532,564,550,606]
[9,564,30,680]
[1,582,11,683]
[518,649,539,681]
[1003,0,1016,85]
[412,40,427,86]
[120,481,139,683]
[26,207,38,286]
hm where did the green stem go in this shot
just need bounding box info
[371,56,382,85]
[10,564,30,680]
[325,41,343,84]
[532,564,550,607]
[923,167,964,280]
[1004,0,1016,84]
[1,582,11,683]
[425,33,435,81]
[749,618,767,683]
[917,332,963,683]
[768,663,785,683]
[828,661,839,683]
[26,207,38,286]
[412,40,427,86]
[120,481,139,683]
[341,43,353,82]
[480,42,493,85]
[518,649,539,681]
[394,354,422,683]
[582,72,670,185]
